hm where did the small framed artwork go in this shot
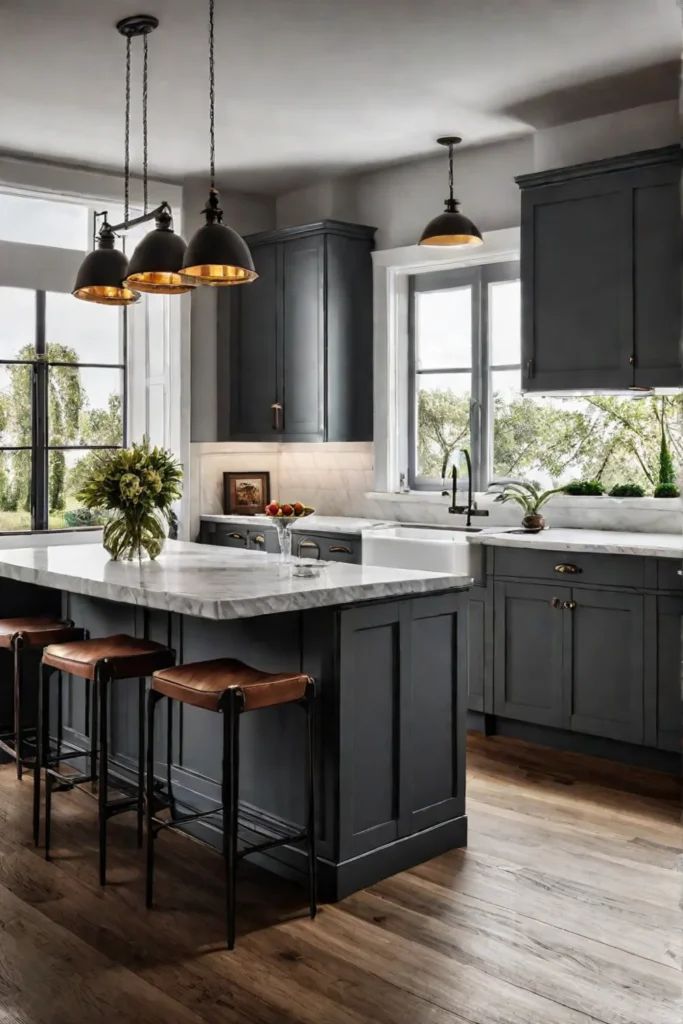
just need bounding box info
[223,472,270,515]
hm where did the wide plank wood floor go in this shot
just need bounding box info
[0,734,679,1024]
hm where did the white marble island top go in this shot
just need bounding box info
[0,540,470,621]
[467,528,683,559]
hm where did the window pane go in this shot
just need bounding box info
[0,364,32,445]
[493,387,683,492]
[48,449,111,530]
[416,372,471,479]
[0,287,35,360]
[0,193,89,250]
[48,366,123,446]
[490,279,521,366]
[106,205,147,255]
[46,292,123,365]
[415,287,472,369]
[0,450,32,532]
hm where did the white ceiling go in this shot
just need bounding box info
[0,0,679,194]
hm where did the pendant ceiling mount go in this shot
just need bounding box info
[418,136,483,248]
[116,13,159,37]
[180,0,257,286]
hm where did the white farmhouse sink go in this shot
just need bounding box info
[362,525,478,575]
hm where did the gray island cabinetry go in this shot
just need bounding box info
[0,541,470,900]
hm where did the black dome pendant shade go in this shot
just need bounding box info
[181,189,257,286]
[124,206,194,294]
[73,224,140,305]
[419,137,483,247]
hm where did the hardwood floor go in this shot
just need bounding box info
[0,734,679,1024]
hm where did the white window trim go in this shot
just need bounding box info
[372,228,521,494]
[0,159,191,538]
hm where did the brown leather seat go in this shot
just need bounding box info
[43,634,174,681]
[0,616,83,650]
[152,659,310,712]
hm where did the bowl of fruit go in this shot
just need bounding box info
[264,501,315,564]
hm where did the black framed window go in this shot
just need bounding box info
[0,286,126,532]
[408,261,520,491]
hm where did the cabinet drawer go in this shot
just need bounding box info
[492,546,644,589]
[294,533,360,563]
[213,527,248,548]
[657,559,682,593]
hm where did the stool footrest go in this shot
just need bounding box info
[151,801,308,860]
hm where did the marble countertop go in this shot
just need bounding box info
[467,528,683,559]
[200,514,389,536]
[0,540,470,621]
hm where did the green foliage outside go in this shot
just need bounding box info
[417,387,682,494]
[0,343,123,530]
[609,483,645,498]
[562,480,605,496]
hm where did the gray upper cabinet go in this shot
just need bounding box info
[517,145,682,392]
[221,220,376,443]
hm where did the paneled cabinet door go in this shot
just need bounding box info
[520,176,632,392]
[654,596,683,753]
[493,581,569,727]
[280,234,325,439]
[569,589,644,745]
[226,242,279,440]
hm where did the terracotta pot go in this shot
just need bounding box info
[522,512,545,532]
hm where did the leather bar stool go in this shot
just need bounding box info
[0,617,85,781]
[147,659,317,950]
[36,634,175,885]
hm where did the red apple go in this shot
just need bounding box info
[265,502,279,516]
[281,503,293,516]
[293,501,304,515]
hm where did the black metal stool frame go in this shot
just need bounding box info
[34,659,150,886]
[0,623,81,780]
[145,679,317,950]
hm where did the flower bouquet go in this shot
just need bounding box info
[77,437,182,561]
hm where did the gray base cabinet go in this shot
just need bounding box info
[471,547,681,765]
[200,521,360,563]
[517,145,682,391]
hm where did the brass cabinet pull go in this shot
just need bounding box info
[329,546,351,554]
[563,600,577,610]
[550,597,562,609]
[298,538,321,559]
[271,402,282,430]
[229,532,245,540]
[555,563,581,574]
[254,535,265,545]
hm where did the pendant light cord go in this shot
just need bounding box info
[448,142,454,204]
[124,34,132,226]
[209,0,216,190]
[142,32,149,214]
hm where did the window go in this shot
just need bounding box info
[410,259,683,494]
[0,287,125,531]
[0,193,89,250]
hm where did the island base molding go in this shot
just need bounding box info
[0,583,469,901]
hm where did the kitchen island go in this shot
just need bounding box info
[0,540,472,899]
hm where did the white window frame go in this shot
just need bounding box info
[0,158,190,537]
[372,228,520,494]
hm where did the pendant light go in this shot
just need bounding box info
[419,137,483,247]
[73,23,142,305]
[180,0,257,286]
[122,16,193,295]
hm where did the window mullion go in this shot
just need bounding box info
[470,270,484,492]
[32,291,48,530]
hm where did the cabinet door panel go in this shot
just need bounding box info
[633,166,682,388]
[228,243,278,439]
[281,235,324,439]
[570,590,643,744]
[493,581,569,727]
[521,179,632,391]
[655,596,682,753]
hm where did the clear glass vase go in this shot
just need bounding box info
[272,518,294,565]
[102,509,167,562]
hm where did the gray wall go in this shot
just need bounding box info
[185,178,275,442]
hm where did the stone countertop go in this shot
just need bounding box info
[467,528,683,560]
[200,514,389,536]
[0,540,470,622]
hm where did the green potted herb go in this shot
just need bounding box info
[608,483,645,498]
[497,481,564,532]
[77,437,182,561]
[562,480,605,496]
[654,428,679,498]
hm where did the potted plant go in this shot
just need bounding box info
[654,426,680,498]
[497,481,564,532]
[77,437,182,562]
[562,480,605,496]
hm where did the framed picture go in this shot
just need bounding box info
[223,472,270,515]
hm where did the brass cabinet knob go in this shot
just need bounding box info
[555,563,581,574]
[254,535,265,545]
[563,600,577,610]
[550,597,562,609]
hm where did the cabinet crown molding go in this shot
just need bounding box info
[515,143,681,190]
[246,219,377,246]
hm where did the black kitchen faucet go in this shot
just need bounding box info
[448,449,490,528]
